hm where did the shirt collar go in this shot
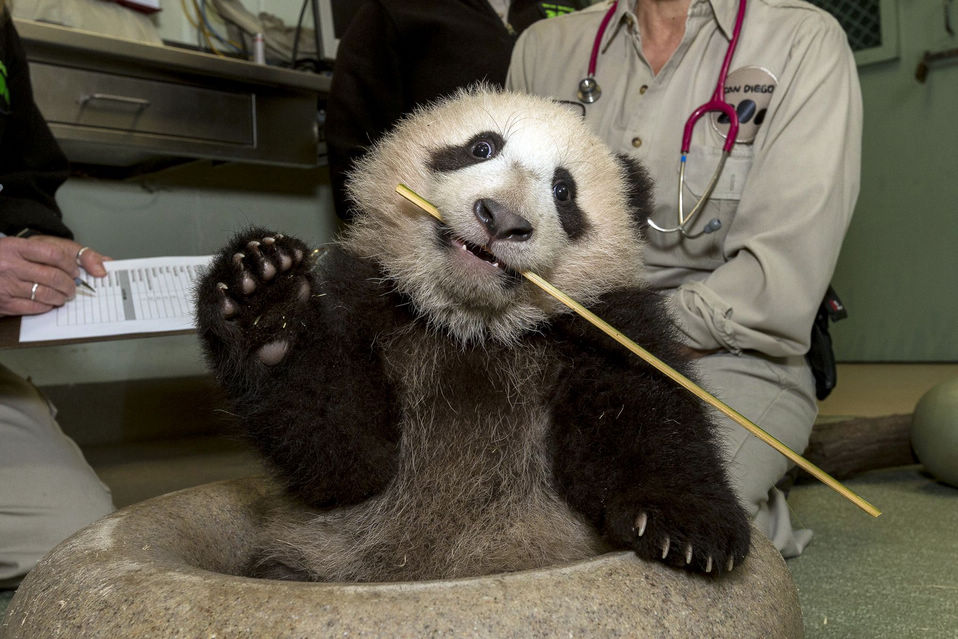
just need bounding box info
[705,0,741,41]
[602,0,739,48]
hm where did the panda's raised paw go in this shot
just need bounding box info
[204,230,314,366]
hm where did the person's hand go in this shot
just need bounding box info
[0,235,110,317]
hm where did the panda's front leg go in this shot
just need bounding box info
[551,362,752,575]
[196,229,402,508]
[549,288,751,575]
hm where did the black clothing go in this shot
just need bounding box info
[0,11,71,239]
[325,0,586,220]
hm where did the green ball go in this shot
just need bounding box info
[911,377,958,487]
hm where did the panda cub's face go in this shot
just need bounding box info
[345,88,647,344]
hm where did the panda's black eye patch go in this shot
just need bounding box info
[428,131,505,172]
[553,167,589,240]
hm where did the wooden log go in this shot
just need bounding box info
[798,414,917,482]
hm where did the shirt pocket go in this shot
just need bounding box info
[683,144,753,201]
[676,144,754,262]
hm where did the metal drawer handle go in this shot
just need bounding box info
[78,93,152,109]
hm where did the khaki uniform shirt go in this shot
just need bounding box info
[507,0,862,357]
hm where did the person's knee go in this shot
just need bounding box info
[0,463,113,584]
[35,463,114,543]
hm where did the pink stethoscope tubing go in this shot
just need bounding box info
[581,0,748,237]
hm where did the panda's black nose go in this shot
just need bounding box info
[473,198,533,242]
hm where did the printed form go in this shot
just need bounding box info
[19,255,214,343]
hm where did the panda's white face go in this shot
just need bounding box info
[345,88,647,344]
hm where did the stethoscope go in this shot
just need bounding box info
[577,0,748,238]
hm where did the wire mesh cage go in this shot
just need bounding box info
[806,0,899,65]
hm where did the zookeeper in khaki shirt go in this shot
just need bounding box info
[507,0,862,557]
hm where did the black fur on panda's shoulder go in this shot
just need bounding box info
[546,287,752,573]
[196,230,406,508]
[616,154,655,235]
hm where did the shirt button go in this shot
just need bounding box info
[631,137,642,148]
[639,85,648,94]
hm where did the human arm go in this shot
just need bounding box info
[669,18,862,357]
[324,0,405,220]
[0,13,109,316]
[0,11,71,238]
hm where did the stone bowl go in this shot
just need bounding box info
[1,478,803,638]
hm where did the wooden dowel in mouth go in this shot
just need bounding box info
[395,183,880,518]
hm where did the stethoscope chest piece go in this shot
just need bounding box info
[577,77,601,104]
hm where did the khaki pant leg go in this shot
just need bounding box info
[0,364,114,587]
[693,351,817,558]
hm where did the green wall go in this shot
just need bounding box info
[830,0,958,361]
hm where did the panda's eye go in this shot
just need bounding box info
[553,181,571,202]
[428,131,504,172]
[471,140,495,159]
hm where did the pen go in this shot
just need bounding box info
[75,277,96,293]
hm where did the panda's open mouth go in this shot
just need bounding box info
[438,226,520,279]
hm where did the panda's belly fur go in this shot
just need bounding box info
[259,324,606,583]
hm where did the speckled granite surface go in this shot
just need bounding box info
[1,478,802,638]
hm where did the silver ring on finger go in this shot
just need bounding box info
[30,282,39,301]
[76,246,90,265]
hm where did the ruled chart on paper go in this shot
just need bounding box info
[19,255,214,343]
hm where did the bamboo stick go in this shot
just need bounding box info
[396,183,881,518]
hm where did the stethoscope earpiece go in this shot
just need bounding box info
[577,77,601,104]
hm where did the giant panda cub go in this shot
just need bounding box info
[195,87,751,583]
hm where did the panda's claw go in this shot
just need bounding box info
[684,543,693,565]
[635,512,647,537]
[661,536,670,560]
[216,282,239,319]
[726,556,734,572]
[705,556,713,573]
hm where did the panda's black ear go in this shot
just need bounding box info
[615,154,655,234]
